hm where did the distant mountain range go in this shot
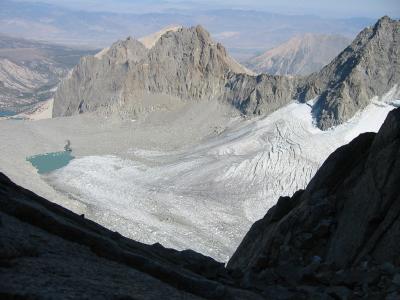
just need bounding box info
[1,0,374,61]
[54,16,399,130]
[0,34,95,114]
[245,33,352,76]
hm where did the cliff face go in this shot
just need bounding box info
[53,26,255,118]
[1,109,399,299]
[53,24,300,119]
[53,17,399,129]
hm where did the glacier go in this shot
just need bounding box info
[46,100,396,262]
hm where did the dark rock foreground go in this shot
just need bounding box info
[228,107,400,298]
[1,109,400,299]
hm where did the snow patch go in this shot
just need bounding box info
[94,47,110,59]
[139,25,182,49]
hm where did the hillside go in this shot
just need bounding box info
[245,33,351,76]
[0,33,95,114]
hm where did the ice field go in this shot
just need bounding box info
[45,99,396,261]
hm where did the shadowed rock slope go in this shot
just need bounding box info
[1,107,400,298]
[0,172,262,300]
[228,107,400,298]
[54,17,399,130]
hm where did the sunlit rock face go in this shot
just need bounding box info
[54,17,399,130]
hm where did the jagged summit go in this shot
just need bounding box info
[94,25,217,65]
[53,25,254,117]
[376,15,394,27]
[139,25,182,49]
[54,18,399,131]
[302,16,400,129]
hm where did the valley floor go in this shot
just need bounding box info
[0,98,396,261]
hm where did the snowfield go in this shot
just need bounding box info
[46,99,396,262]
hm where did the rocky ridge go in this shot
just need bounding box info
[54,17,399,130]
[301,16,400,129]
[53,26,256,118]
[1,107,399,298]
[52,24,299,119]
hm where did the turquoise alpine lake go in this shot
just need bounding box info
[392,100,400,107]
[27,151,75,174]
[0,111,17,117]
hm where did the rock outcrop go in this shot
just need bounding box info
[53,24,298,118]
[228,107,400,298]
[1,106,400,298]
[246,33,351,76]
[53,17,400,130]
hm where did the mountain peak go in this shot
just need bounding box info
[194,24,211,38]
[138,25,182,49]
[53,25,254,117]
[375,15,394,27]
[54,19,398,131]
[304,16,400,129]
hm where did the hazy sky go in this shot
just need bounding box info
[16,0,400,18]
